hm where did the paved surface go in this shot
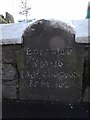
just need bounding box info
[2,100,88,118]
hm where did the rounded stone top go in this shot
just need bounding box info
[23,19,75,48]
[23,19,75,36]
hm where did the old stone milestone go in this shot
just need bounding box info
[17,19,84,103]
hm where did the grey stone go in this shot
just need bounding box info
[2,79,18,99]
[2,85,17,99]
[2,49,15,63]
[83,87,90,102]
[2,64,16,81]
[3,79,18,85]
[0,45,1,56]
[0,52,2,101]
[17,19,84,103]
[2,45,22,63]
[0,84,2,100]
[0,101,2,120]
[0,62,2,84]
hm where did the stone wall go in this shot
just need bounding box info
[1,19,90,103]
[2,45,22,99]
[0,12,14,24]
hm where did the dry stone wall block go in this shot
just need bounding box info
[2,79,18,99]
[2,64,17,81]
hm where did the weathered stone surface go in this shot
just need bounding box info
[0,61,2,95]
[83,87,90,102]
[2,49,15,63]
[2,44,21,99]
[17,19,84,103]
[0,103,1,120]
[2,64,16,81]
[0,45,2,102]
[6,12,14,23]
[2,79,18,99]
[83,46,90,95]
[0,84,2,100]
[2,45,22,63]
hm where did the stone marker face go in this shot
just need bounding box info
[17,19,84,103]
